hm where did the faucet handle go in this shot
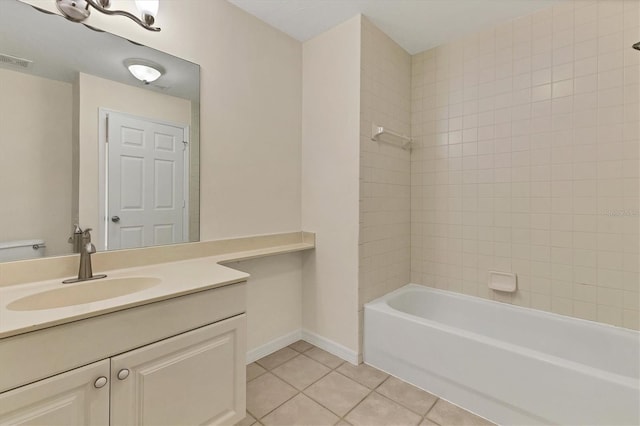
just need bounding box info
[82,228,93,241]
[85,242,97,254]
[82,228,96,246]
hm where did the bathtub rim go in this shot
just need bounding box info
[367,283,639,338]
[364,283,640,387]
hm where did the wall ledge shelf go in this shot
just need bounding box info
[371,124,412,151]
[0,232,316,287]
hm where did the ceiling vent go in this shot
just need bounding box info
[0,53,33,69]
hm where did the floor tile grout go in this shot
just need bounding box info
[422,395,440,424]
[251,371,412,425]
[280,349,348,420]
[245,341,488,426]
[251,352,384,424]
[337,387,374,423]
[248,344,350,423]
[252,362,374,424]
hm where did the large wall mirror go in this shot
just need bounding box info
[0,0,200,262]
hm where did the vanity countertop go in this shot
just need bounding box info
[0,235,314,339]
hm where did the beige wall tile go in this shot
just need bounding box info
[410,0,639,330]
[358,17,412,355]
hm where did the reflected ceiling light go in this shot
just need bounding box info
[125,59,164,84]
[55,0,160,31]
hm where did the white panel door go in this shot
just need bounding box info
[107,112,187,250]
[0,360,110,425]
[110,315,246,426]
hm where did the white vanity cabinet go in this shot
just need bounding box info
[0,282,247,426]
[0,360,110,425]
[111,315,245,425]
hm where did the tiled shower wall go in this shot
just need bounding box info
[410,0,640,330]
[359,16,412,352]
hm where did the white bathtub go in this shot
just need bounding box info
[364,284,640,425]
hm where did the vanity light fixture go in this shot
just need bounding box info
[125,59,164,84]
[55,0,160,31]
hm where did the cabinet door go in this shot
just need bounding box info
[0,359,110,425]
[111,314,246,426]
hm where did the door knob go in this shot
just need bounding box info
[94,376,108,388]
[111,216,120,223]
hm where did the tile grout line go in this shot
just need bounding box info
[247,342,464,426]
[329,364,392,423]
[337,386,375,423]
[375,374,441,420]
[247,367,305,423]
[264,344,387,424]
[258,347,389,424]
[252,344,348,424]
[288,350,350,422]
[301,363,375,422]
[252,384,297,422]
[247,347,303,421]
[422,396,441,424]
[274,362,334,395]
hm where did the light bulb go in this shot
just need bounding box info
[135,0,159,18]
[127,64,162,83]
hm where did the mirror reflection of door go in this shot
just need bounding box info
[102,110,189,250]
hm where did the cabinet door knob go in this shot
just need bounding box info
[94,376,108,388]
[117,369,130,380]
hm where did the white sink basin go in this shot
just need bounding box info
[7,277,161,311]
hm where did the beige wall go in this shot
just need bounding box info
[411,0,639,330]
[17,0,305,355]
[0,69,73,257]
[77,72,192,246]
[301,16,361,359]
[358,17,412,354]
[228,253,302,352]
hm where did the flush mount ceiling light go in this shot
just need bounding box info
[125,59,164,84]
[55,0,160,31]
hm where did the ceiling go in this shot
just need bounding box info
[227,0,565,54]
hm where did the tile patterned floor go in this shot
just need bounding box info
[239,341,495,426]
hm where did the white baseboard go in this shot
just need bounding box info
[246,329,360,366]
[301,329,359,365]
[246,329,302,364]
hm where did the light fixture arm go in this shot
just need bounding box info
[55,0,160,32]
[84,0,159,31]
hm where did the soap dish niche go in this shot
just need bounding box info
[488,271,517,293]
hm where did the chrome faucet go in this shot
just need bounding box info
[63,228,107,284]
